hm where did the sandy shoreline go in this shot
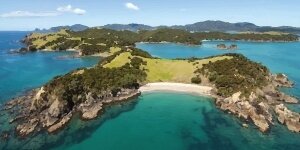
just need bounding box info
[139,82,213,96]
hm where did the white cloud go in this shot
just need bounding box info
[57,5,86,15]
[0,11,60,18]
[57,5,72,12]
[73,8,86,15]
[0,4,86,18]
[125,2,139,10]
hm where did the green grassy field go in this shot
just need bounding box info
[104,52,232,83]
[29,30,69,49]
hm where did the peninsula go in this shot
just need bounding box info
[2,28,300,141]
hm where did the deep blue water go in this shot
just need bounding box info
[0,32,300,150]
[0,32,99,104]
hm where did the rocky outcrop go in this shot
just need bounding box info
[80,90,140,120]
[228,44,238,50]
[217,44,238,50]
[16,118,39,137]
[279,94,298,104]
[272,73,294,87]
[215,72,299,133]
[216,92,272,132]
[217,44,227,49]
[48,99,64,118]
[80,101,103,120]
[5,85,140,139]
[275,104,300,132]
[47,112,72,133]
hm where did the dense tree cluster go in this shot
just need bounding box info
[130,48,153,58]
[79,44,107,55]
[193,32,298,41]
[196,53,269,97]
[44,53,148,109]
[139,28,200,45]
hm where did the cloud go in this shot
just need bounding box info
[0,4,86,18]
[57,5,86,15]
[125,2,139,10]
[0,11,59,18]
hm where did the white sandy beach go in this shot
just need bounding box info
[139,82,213,96]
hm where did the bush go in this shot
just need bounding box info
[191,76,202,84]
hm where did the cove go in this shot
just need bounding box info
[5,92,299,150]
[136,41,300,104]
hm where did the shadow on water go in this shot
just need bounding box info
[183,105,238,150]
[0,98,140,150]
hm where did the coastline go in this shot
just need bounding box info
[201,39,299,43]
[139,82,213,97]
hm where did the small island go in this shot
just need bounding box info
[217,44,238,50]
[1,28,300,141]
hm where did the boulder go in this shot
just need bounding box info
[48,99,63,118]
[16,118,39,137]
[81,102,103,120]
[275,104,300,132]
[280,94,298,104]
[47,112,72,133]
[273,73,293,87]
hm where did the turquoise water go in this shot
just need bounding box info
[1,32,300,150]
[2,92,299,150]
[0,32,99,103]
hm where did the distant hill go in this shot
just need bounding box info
[33,21,300,35]
[102,21,300,34]
[102,23,154,32]
[34,24,89,33]
[256,26,300,34]
[171,21,258,32]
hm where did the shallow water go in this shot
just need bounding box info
[55,92,300,150]
[1,32,300,150]
[2,92,299,150]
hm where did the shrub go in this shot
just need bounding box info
[191,76,202,84]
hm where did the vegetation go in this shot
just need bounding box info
[191,76,202,84]
[196,53,269,97]
[193,31,298,41]
[139,28,200,44]
[24,28,298,55]
[43,50,148,108]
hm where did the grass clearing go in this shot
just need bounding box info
[104,51,232,83]
[103,52,131,68]
[143,56,231,82]
[30,29,70,49]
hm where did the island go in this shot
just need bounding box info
[217,44,238,50]
[1,28,300,140]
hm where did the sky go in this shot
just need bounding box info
[0,0,299,30]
